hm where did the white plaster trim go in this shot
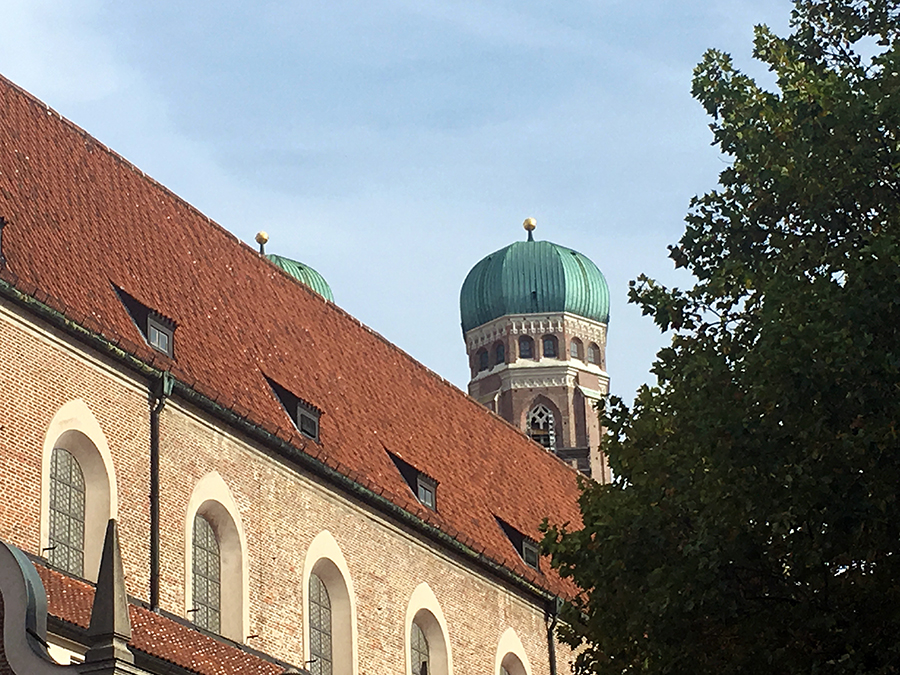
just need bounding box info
[40,399,118,582]
[302,530,359,675]
[184,472,249,641]
[405,582,453,675]
[494,628,532,675]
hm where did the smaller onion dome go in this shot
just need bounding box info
[267,253,334,302]
[460,220,609,333]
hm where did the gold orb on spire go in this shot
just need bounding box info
[255,231,269,246]
[523,218,536,232]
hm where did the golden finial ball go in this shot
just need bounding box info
[255,231,269,246]
[523,218,536,232]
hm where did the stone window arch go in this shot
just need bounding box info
[405,583,451,675]
[184,472,248,641]
[518,336,534,360]
[495,628,531,675]
[570,337,583,360]
[542,335,559,358]
[527,404,556,450]
[303,530,358,675]
[41,400,117,582]
[588,342,602,366]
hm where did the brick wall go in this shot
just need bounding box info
[0,300,576,674]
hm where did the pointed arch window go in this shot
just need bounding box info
[528,405,556,450]
[411,621,429,675]
[309,573,333,675]
[49,447,86,576]
[192,514,221,633]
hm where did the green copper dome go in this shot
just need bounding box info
[267,253,334,302]
[460,234,609,333]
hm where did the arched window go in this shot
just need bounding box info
[411,621,429,675]
[542,335,558,358]
[570,338,583,360]
[518,336,534,359]
[309,573,332,675]
[304,531,357,675]
[528,405,556,450]
[42,400,117,583]
[494,342,506,365]
[184,473,248,641]
[192,514,221,633]
[406,584,451,675]
[495,628,531,675]
[49,447,86,576]
[588,342,601,365]
[478,349,489,372]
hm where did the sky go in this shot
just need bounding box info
[1,0,794,401]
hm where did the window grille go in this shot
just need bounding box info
[309,573,333,675]
[411,621,429,675]
[49,447,85,576]
[528,405,556,450]
[192,514,221,633]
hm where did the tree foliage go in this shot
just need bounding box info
[542,2,900,673]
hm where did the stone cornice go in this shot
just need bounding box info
[465,312,607,352]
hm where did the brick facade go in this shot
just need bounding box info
[0,300,572,673]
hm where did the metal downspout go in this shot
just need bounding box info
[149,373,172,611]
[547,597,560,675]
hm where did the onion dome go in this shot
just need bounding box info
[267,253,334,301]
[460,219,609,333]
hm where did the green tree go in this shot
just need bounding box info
[542,2,900,673]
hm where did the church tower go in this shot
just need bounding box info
[459,219,611,481]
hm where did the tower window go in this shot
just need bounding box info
[527,405,556,450]
[192,514,221,633]
[518,336,534,359]
[49,447,85,576]
[478,348,489,372]
[542,335,558,358]
[494,342,505,365]
[570,338,583,360]
[309,573,333,675]
[588,342,601,366]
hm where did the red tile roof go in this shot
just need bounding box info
[0,73,583,596]
[35,564,285,675]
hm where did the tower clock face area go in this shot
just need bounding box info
[459,221,611,481]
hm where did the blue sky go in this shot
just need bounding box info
[2,0,793,401]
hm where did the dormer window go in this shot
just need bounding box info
[388,451,438,511]
[495,516,540,571]
[265,377,321,442]
[113,285,176,358]
[148,318,173,356]
[417,475,436,509]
